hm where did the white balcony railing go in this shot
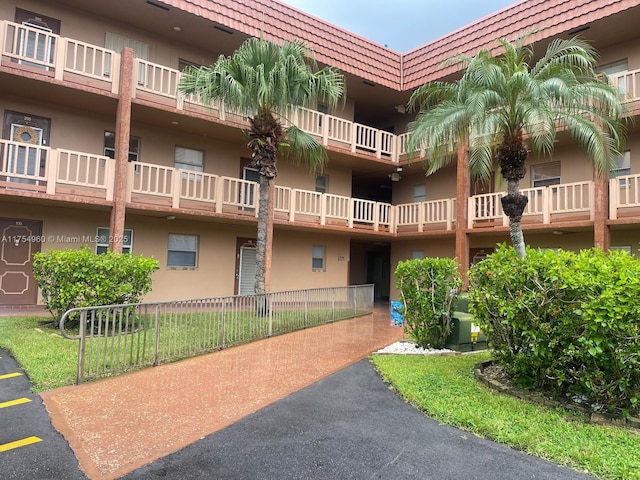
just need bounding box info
[0,21,402,160]
[0,139,114,199]
[7,19,640,168]
[468,181,594,227]
[610,173,640,219]
[1,21,120,93]
[0,147,615,232]
[396,199,455,231]
[273,186,392,231]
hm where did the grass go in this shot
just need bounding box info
[371,353,640,480]
[0,316,78,391]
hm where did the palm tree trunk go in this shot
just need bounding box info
[255,174,274,296]
[509,218,526,257]
[505,179,526,257]
[254,175,274,317]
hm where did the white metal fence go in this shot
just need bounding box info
[59,284,374,383]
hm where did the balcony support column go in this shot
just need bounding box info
[593,168,610,251]
[109,47,134,253]
[455,141,470,289]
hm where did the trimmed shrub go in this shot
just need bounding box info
[33,247,159,321]
[395,257,461,349]
[469,244,640,416]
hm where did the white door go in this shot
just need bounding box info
[238,245,257,296]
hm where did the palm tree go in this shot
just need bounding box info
[178,37,344,296]
[407,34,626,257]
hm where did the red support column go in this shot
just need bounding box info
[593,168,610,251]
[455,141,470,289]
[109,47,134,252]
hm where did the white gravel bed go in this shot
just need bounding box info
[376,341,457,355]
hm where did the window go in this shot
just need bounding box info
[104,131,140,162]
[412,250,425,259]
[598,59,628,94]
[315,175,328,193]
[610,150,631,186]
[96,227,133,254]
[413,184,426,202]
[610,245,632,254]
[175,146,204,174]
[167,234,198,268]
[532,162,560,188]
[312,245,325,270]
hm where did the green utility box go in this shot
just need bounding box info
[445,294,487,352]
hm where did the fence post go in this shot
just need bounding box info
[221,301,226,349]
[332,288,336,322]
[153,304,161,366]
[354,287,357,315]
[268,293,273,337]
[76,310,87,385]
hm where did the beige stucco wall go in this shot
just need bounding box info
[271,231,350,291]
[2,201,351,304]
[599,38,640,72]
[276,161,352,196]
[392,164,456,204]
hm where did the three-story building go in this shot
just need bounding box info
[1,0,639,306]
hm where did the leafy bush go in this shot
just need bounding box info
[469,244,640,416]
[33,247,159,321]
[395,257,461,349]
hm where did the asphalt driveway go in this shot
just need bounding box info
[0,348,86,480]
[121,359,595,480]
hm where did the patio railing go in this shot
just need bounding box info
[59,284,374,383]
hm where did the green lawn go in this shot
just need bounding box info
[371,353,640,480]
[0,316,78,391]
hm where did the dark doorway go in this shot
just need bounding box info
[350,241,390,302]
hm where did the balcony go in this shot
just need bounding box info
[468,181,594,228]
[610,174,640,220]
[0,139,114,201]
[0,20,120,93]
[0,20,404,162]
[2,147,638,233]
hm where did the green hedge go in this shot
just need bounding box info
[469,244,640,417]
[33,247,159,321]
[395,257,461,349]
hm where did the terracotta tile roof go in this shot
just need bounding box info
[402,0,640,89]
[166,0,403,89]
[166,0,640,92]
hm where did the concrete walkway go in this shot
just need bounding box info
[41,309,404,480]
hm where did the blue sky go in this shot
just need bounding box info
[279,0,520,52]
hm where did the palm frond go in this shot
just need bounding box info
[405,32,626,183]
[281,125,327,173]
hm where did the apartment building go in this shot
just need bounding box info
[1,0,639,306]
